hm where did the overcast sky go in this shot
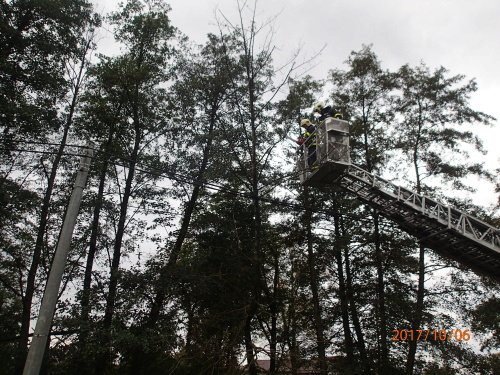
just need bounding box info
[93,0,500,207]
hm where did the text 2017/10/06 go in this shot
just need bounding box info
[391,329,471,342]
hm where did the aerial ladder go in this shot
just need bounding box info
[296,118,500,281]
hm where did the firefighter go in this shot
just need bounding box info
[313,102,343,121]
[300,118,317,167]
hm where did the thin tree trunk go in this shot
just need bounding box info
[244,303,258,375]
[185,303,195,358]
[148,107,217,327]
[16,152,61,374]
[286,260,299,375]
[269,252,279,374]
[243,40,265,375]
[406,138,425,375]
[95,122,141,374]
[333,212,354,366]
[80,165,108,329]
[340,213,370,373]
[79,126,115,370]
[361,98,387,373]
[406,243,425,375]
[290,321,299,375]
[304,188,328,375]
[373,212,389,373]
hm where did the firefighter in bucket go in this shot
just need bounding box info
[297,118,317,169]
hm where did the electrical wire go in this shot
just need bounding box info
[4,139,92,149]
[0,147,89,159]
[92,145,378,225]
[0,141,377,225]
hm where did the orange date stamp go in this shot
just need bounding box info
[391,329,471,342]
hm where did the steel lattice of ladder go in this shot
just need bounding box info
[341,164,500,280]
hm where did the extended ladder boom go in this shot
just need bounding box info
[342,164,500,279]
[297,117,500,281]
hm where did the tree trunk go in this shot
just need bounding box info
[148,107,217,327]
[340,214,370,373]
[244,307,258,375]
[16,152,61,374]
[406,243,425,375]
[286,260,299,375]
[185,303,195,358]
[333,212,354,366]
[79,126,114,372]
[244,45,265,375]
[304,188,328,375]
[373,212,389,373]
[269,252,279,374]
[406,140,425,375]
[95,122,141,374]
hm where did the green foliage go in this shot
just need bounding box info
[168,190,259,369]
[470,297,500,350]
[393,62,495,194]
[0,0,99,138]
[0,182,39,374]
[329,44,397,172]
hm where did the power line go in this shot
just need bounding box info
[0,147,89,159]
[3,140,92,149]
[93,146,378,225]
[1,142,377,225]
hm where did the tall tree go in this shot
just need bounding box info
[276,75,323,373]
[393,62,494,374]
[71,55,128,373]
[147,32,239,329]
[215,2,299,372]
[93,1,176,372]
[0,2,100,371]
[329,45,397,373]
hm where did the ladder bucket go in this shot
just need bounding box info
[297,117,350,187]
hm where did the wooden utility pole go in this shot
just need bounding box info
[23,144,94,375]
